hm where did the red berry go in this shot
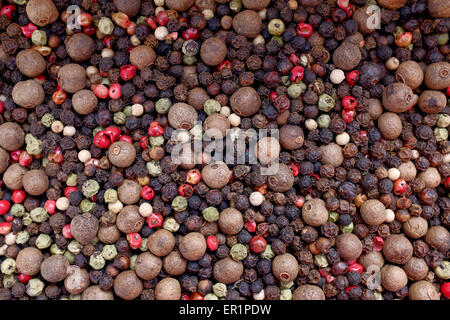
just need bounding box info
[64,186,77,198]
[289,53,299,65]
[1,5,16,20]
[0,101,4,113]
[393,179,407,195]
[250,235,267,253]
[91,84,109,99]
[395,32,412,47]
[127,232,142,249]
[18,151,32,167]
[44,200,56,215]
[446,86,450,97]
[141,186,155,200]
[182,28,199,40]
[444,177,450,189]
[296,23,313,38]
[10,150,21,162]
[178,184,194,198]
[20,23,37,38]
[148,121,164,136]
[290,66,304,83]
[206,235,218,251]
[17,274,32,284]
[104,126,121,142]
[441,282,450,299]
[269,92,277,100]
[347,262,363,274]
[218,60,231,72]
[120,65,137,81]
[345,285,359,293]
[342,96,357,110]
[186,169,201,185]
[93,131,111,149]
[139,136,149,149]
[288,162,300,177]
[373,236,384,251]
[112,12,130,29]
[147,213,163,228]
[77,12,92,27]
[156,11,169,26]
[181,294,190,300]
[294,196,305,208]
[245,221,256,233]
[119,135,133,143]
[346,70,359,85]
[62,224,73,239]
[108,84,122,99]
[0,222,11,235]
[0,200,11,215]
[190,292,204,300]
[342,109,356,123]
[11,190,26,204]
[48,146,64,164]
[146,16,157,30]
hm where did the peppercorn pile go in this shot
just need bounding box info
[0,0,449,301]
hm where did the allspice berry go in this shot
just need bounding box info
[16,247,42,276]
[267,163,294,192]
[148,229,176,257]
[135,252,162,281]
[272,253,299,282]
[279,125,304,150]
[179,232,207,261]
[163,251,187,276]
[382,234,413,264]
[428,0,450,18]
[333,42,362,71]
[382,82,414,113]
[12,80,45,108]
[0,122,25,151]
[378,0,407,10]
[165,0,194,12]
[213,257,243,284]
[113,0,141,17]
[66,33,96,62]
[3,164,28,190]
[425,226,450,253]
[200,37,227,66]
[22,169,49,196]
[204,113,230,138]
[230,87,261,117]
[336,233,362,261]
[377,112,402,140]
[395,60,424,89]
[319,143,343,167]
[26,0,59,27]
[403,257,429,281]
[302,198,329,227]
[408,281,440,300]
[72,89,98,115]
[118,180,142,205]
[360,199,386,226]
[168,103,198,130]
[58,64,86,93]
[64,267,90,294]
[40,255,70,283]
[352,7,378,34]
[358,251,385,271]
[403,216,428,239]
[130,45,156,70]
[232,10,262,38]
[218,208,244,235]
[255,137,280,165]
[418,90,447,114]
[380,265,408,292]
[70,213,99,245]
[155,278,181,300]
[292,285,325,300]
[398,161,417,181]
[201,161,231,189]
[116,205,144,234]
[188,87,210,111]
[242,0,270,10]
[424,62,450,90]
[114,271,143,300]
[108,141,136,168]
[367,98,383,120]
[98,225,121,244]
[82,286,114,300]
[418,167,441,189]
[0,148,10,174]
[16,49,46,77]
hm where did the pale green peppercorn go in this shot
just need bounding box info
[230,243,248,261]
[12,0,27,5]
[139,238,148,252]
[150,136,164,146]
[15,230,30,244]
[182,40,199,56]
[147,160,162,177]
[25,133,35,145]
[271,36,284,47]
[22,212,32,225]
[64,251,75,264]
[341,222,354,233]
[314,254,329,268]
[102,245,118,260]
[329,212,339,222]
[30,207,48,223]
[172,196,188,212]
[36,234,52,249]
[163,217,180,232]
[10,204,25,217]
[123,106,132,117]
[280,289,293,300]
[434,128,448,142]
[26,138,42,155]
[69,294,81,300]
[280,281,294,289]
[268,19,285,36]
[41,113,55,127]
[66,173,78,187]
[27,279,44,297]
[260,244,275,260]
[317,114,331,128]
[229,0,242,12]
[155,98,172,114]
[436,33,449,45]
[1,258,16,275]
[318,93,335,112]
[136,16,147,24]
[438,114,450,128]
[80,199,95,213]
[114,112,127,124]
[190,124,203,138]
[3,274,16,289]
[203,207,219,222]
[374,291,383,300]
[98,17,114,35]
[435,261,450,280]
[68,240,83,255]
[287,82,307,98]
[130,255,137,270]
[204,99,221,115]
[100,78,110,86]
[104,189,118,203]
[50,244,65,255]
[42,157,49,167]
[213,283,227,297]
[31,30,47,46]
[82,179,100,198]
[183,55,197,65]
[90,251,106,270]
[204,293,219,300]
[281,75,290,86]
[93,126,104,136]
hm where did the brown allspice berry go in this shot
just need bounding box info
[3,164,28,190]
[114,270,143,300]
[135,252,162,281]
[279,124,304,150]
[267,163,294,192]
[64,267,90,294]
[242,0,270,10]
[15,247,42,276]
[204,113,230,138]
[116,205,144,234]
[255,137,280,165]
[187,87,210,111]
[82,286,114,300]
[40,255,70,283]
[352,7,378,34]
[163,251,187,276]
[0,122,25,151]
[403,257,429,281]
[424,226,450,253]
[213,257,244,284]
[418,90,447,114]
[367,98,383,120]
[16,49,46,77]
[130,45,156,70]
[167,102,198,130]
[408,281,440,300]
[333,42,362,71]
[319,143,343,167]
[380,265,408,292]
[398,161,417,181]
[377,112,402,140]
[66,33,96,62]
[382,234,413,264]
[377,0,407,10]
[424,62,450,90]
[200,37,227,66]
[22,169,49,196]
[155,278,181,300]
[179,232,207,261]
[218,208,244,235]
[358,250,385,271]
[12,80,45,108]
[58,64,86,93]
[272,253,299,282]
[302,198,329,227]
[70,213,99,245]
[336,233,363,261]
[72,89,98,115]
[118,180,142,205]
[148,229,176,257]
[0,148,10,174]
[428,0,450,18]
[230,86,261,117]
[98,225,121,244]
[26,0,59,27]
[402,216,428,239]
[417,167,441,189]
[382,82,414,113]
[201,161,231,189]
[292,285,325,300]
[360,199,386,226]
[232,10,262,38]
[165,0,194,11]
[113,0,141,17]
[395,61,424,89]
[108,141,136,168]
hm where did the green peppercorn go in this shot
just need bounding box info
[329,212,339,222]
[123,106,132,117]
[1,258,16,275]
[229,0,242,12]
[114,112,127,124]
[42,158,49,167]
[204,293,219,300]
[25,134,43,155]
[98,17,114,35]
[147,160,162,177]
[281,75,290,86]
[68,240,83,255]
[435,261,450,280]
[41,113,55,127]
[104,189,118,203]
[93,126,104,136]
[230,243,248,261]
[69,294,81,300]
[102,244,118,260]
[89,251,106,270]
[438,114,450,128]
[139,238,148,252]
[434,128,448,142]
[436,33,449,45]
[317,114,331,128]
[204,99,221,115]
[130,255,137,270]
[213,283,227,297]
[182,40,200,56]
[163,217,180,232]
[280,288,293,300]
[374,291,383,300]
[190,124,203,138]
[36,233,52,249]
[66,173,78,187]
[268,19,285,36]
[136,16,147,25]
[82,179,100,198]
[22,212,32,226]
[15,230,30,244]
[31,30,47,46]
[341,222,354,233]
[155,98,172,114]
[27,279,44,297]
[150,136,164,146]
[10,204,25,217]
[260,244,275,260]
[281,281,294,289]
[100,78,110,86]
[172,196,188,212]
[64,251,75,264]
[80,199,95,213]
[202,207,220,222]
[50,244,65,255]
[12,0,27,5]
[318,93,335,112]
[30,207,48,223]
[183,55,197,65]
[314,254,329,268]
[3,274,15,289]
[271,36,284,47]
